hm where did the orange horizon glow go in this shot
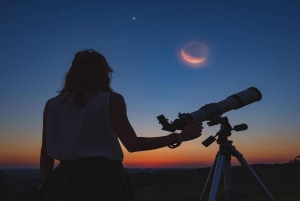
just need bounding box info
[1,130,298,169]
[0,148,295,169]
[0,156,292,169]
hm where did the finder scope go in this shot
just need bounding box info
[157,87,262,132]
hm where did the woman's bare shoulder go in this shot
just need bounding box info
[109,92,125,103]
[109,92,128,118]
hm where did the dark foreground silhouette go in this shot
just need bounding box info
[1,157,299,201]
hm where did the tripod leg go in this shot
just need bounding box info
[231,147,276,201]
[209,153,225,201]
[199,154,218,201]
[223,155,233,201]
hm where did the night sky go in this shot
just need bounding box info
[1,0,299,169]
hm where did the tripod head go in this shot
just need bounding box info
[202,115,248,147]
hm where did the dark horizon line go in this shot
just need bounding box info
[1,162,290,171]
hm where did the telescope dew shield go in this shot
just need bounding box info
[218,87,262,113]
[190,87,262,123]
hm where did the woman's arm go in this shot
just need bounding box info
[40,100,54,184]
[109,92,203,152]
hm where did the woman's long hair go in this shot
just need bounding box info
[57,49,113,108]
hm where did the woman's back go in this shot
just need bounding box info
[46,91,123,161]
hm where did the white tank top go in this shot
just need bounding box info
[46,91,123,161]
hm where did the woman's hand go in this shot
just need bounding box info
[180,120,203,142]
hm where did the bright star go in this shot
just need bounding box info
[132,17,136,20]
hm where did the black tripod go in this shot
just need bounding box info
[199,116,276,201]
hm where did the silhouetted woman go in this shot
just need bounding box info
[38,49,203,200]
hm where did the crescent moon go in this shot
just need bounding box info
[181,49,206,63]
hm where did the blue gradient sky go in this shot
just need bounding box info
[0,0,299,168]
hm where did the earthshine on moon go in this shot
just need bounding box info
[181,41,209,64]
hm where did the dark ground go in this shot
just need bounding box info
[1,162,299,201]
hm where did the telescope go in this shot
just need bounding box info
[157,87,276,201]
[157,87,262,132]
